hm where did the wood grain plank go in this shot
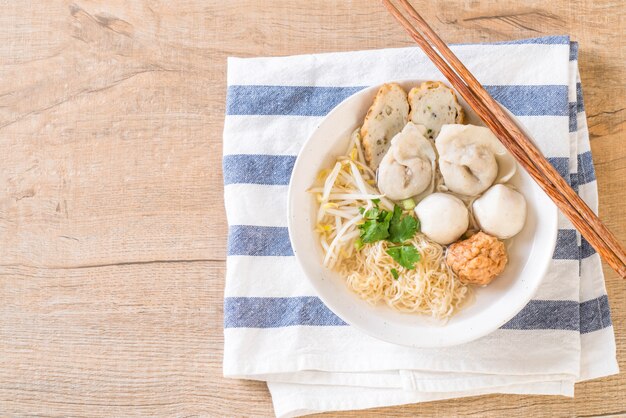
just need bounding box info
[0,1,224,266]
[0,261,272,416]
[0,0,623,416]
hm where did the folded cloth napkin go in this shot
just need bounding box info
[222,36,618,418]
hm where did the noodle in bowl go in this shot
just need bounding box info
[288,80,558,347]
[342,235,470,318]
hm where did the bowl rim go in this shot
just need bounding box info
[287,79,558,347]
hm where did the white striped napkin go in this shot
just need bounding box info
[222,36,618,418]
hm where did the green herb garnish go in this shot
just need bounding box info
[399,198,416,211]
[386,245,421,270]
[358,204,419,245]
[357,204,421,269]
[363,206,381,220]
[388,205,419,243]
[359,209,392,243]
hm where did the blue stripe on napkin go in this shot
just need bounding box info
[224,295,610,332]
[500,299,579,330]
[552,230,578,260]
[547,157,570,184]
[226,85,567,117]
[577,151,596,185]
[569,102,578,133]
[228,224,595,261]
[571,173,579,194]
[580,295,612,334]
[222,155,578,187]
[569,41,579,61]
[226,86,364,116]
[506,35,569,45]
[224,296,347,328]
[228,225,294,256]
[458,35,569,46]
[576,82,584,112]
[485,85,568,116]
[580,237,596,259]
[224,154,296,186]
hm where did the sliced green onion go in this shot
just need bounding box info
[400,198,416,211]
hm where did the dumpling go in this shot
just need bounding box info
[414,193,469,245]
[435,124,516,196]
[361,83,410,170]
[408,81,464,140]
[377,122,436,201]
[472,184,527,239]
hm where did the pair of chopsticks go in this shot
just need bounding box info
[382,0,626,278]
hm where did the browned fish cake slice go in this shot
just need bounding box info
[360,83,409,170]
[408,81,464,140]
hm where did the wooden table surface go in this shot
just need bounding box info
[1,1,624,416]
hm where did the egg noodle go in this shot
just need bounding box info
[310,130,470,319]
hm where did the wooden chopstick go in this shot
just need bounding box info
[382,0,626,278]
[386,0,626,278]
[392,0,626,268]
[393,0,626,271]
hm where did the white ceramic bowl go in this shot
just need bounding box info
[287,80,558,347]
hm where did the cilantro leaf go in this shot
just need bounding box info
[371,198,380,205]
[363,207,381,220]
[359,217,390,243]
[359,207,393,244]
[388,205,419,243]
[359,207,392,243]
[357,204,417,246]
[386,245,421,269]
[390,205,401,224]
[390,268,399,280]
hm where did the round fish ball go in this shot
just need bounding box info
[473,184,527,239]
[415,193,469,245]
